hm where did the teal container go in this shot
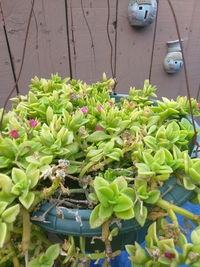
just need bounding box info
[31,95,200,251]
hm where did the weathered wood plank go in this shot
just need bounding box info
[150,0,198,99]
[0,0,70,102]
[0,25,15,108]
[1,0,200,108]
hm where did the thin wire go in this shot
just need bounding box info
[70,0,77,76]
[166,0,198,143]
[80,0,96,72]
[113,0,119,94]
[0,1,19,94]
[149,0,160,82]
[0,0,35,131]
[64,0,73,79]
[106,0,114,78]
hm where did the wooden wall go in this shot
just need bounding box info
[1,0,200,108]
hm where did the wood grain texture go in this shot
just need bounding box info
[0,0,70,107]
[0,0,200,108]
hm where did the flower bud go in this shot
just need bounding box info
[95,125,105,131]
[29,119,38,128]
[108,101,114,107]
[10,130,19,139]
[80,107,88,114]
[98,105,103,112]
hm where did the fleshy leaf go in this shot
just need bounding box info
[99,204,113,219]
[93,176,109,189]
[0,202,8,216]
[0,222,7,248]
[45,243,60,261]
[113,195,133,212]
[0,174,13,193]
[12,168,27,184]
[134,202,147,227]
[154,149,165,165]
[145,190,160,204]
[90,204,107,229]
[191,226,200,245]
[96,187,114,205]
[121,188,136,202]
[19,192,35,209]
[114,177,128,191]
[87,131,110,142]
[115,208,134,220]
[1,204,20,223]
[27,169,40,189]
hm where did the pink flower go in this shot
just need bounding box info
[108,101,114,107]
[197,103,200,109]
[129,102,134,108]
[98,105,103,112]
[164,252,176,259]
[29,119,38,128]
[10,130,19,139]
[80,107,88,114]
[95,125,105,131]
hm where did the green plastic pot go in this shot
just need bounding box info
[31,95,200,251]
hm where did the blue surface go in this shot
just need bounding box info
[89,202,200,267]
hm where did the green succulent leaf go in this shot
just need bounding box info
[19,192,35,209]
[12,168,27,184]
[115,207,134,220]
[90,204,107,229]
[0,202,8,215]
[183,177,196,190]
[87,131,110,142]
[93,176,109,189]
[121,188,136,202]
[0,174,13,193]
[113,195,133,212]
[145,190,160,204]
[27,169,40,189]
[99,204,113,219]
[191,226,200,245]
[143,152,154,165]
[154,149,166,165]
[177,232,187,249]
[109,183,119,197]
[114,177,128,191]
[189,168,200,183]
[96,187,114,205]
[28,244,60,267]
[134,202,147,227]
[1,204,20,223]
[0,222,7,248]
[45,243,60,261]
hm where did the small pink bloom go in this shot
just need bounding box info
[95,125,105,131]
[197,103,200,109]
[108,101,114,107]
[129,102,134,108]
[80,107,88,114]
[29,119,38,128]
[10,130,19,139]
[164,252,176,259]
[98,105,103,112]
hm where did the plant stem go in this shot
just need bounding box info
[102,220,113,265]
[80,161,95,178]
[69,188,85,194]
[21,206,31,266]
[7,241,20,267]
[157,199,200,223]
